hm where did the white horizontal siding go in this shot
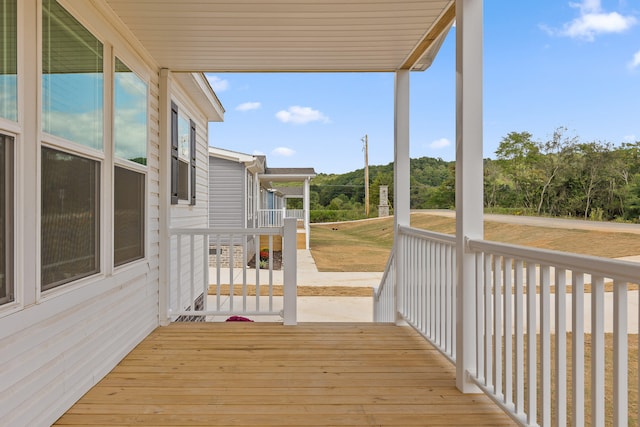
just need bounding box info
[169,79,211,316]
[0,268,158,426]
[0,1,167,425]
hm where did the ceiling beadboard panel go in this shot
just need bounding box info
[101,0,455,72]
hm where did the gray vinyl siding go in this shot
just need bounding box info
[208,157,245,229]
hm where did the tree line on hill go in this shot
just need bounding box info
[306,127,640,223]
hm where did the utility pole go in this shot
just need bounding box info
[362,134,369,216]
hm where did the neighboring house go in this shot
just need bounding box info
[208,147,265,267]
[0,0,223,424]
[208,147,316,266]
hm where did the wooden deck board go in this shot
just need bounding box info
[55,323,516,426]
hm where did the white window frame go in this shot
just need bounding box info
[112,54,149,270]
[38,0,107,297]
[0,131,14,309]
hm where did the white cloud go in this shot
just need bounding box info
[570,0,600,14]
[623,134,637,142]
[629,50,640,69]
[275,106,330,124]
[429,138,451,149]
[272,147,295,157]
[236,102,261,112]
[549,0,637,41]
[43,109,103,149]
[115,73,147,100]
[207,75,230,92]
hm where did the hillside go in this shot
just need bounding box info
[310,156,453,211]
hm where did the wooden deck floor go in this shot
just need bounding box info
[55,323,516,426]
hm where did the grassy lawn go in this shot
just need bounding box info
[310,212,640,272]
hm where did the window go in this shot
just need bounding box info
[170,102,196,205]
[177,114,189,201]
[41,0,104,290]
[41,147,100,290]
[0,134,12,305]
[114,57,146,266]
[42,0,103,150]
[114,167,144,266]
[0,0,17,121]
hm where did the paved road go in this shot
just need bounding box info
[415,209,640,235]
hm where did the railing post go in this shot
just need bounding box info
[395,233,404,325]
[282,218,297,325]
[304,177,311,249]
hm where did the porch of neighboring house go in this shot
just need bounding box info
[55,323,516,426]
[258,167,316,250]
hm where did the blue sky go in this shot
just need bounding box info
[207,0,640,174]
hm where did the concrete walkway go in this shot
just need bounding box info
[208,249,382,322]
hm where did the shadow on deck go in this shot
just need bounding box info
[55,323,516,426]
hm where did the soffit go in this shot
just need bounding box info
[101,0,455,72]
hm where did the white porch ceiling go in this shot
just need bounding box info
[101,0,455,72]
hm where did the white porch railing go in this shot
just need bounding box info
[285,208,304,220]
[257,208,305,227]
[169,218,298,324]
[375,224,640,426]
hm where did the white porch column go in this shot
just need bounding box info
[158,69,172,326]
[455,0,483,393]
[394,70,410,229]
[304,177,311,249]
[394,70,410,325]
[254,171,260,228]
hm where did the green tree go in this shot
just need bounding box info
[535,127,576,216]
[495,131,542,210]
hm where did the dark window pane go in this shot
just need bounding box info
[114,166,144,266]
[0,134,12,304]
[178,160,189,201]
[41,147,99,290]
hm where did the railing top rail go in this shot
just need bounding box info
[467,237,640,283]
[170,227,283,236]
[398,225,456,245]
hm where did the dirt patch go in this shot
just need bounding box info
[209,284,372,297]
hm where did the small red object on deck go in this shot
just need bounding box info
[225,315,254,322]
